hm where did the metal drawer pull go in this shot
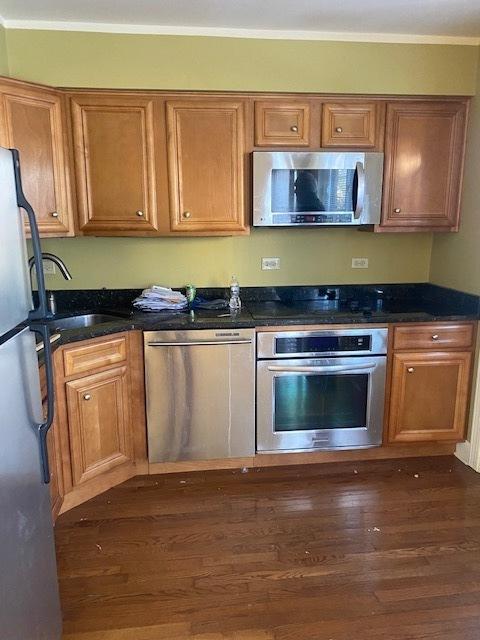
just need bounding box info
[83,393,92,401]
[290,125,298,132]
[407,367,415,373]
[147,340,252,347]
[267,363,376,374]
[394,208,401,213]
[182,211,192,219]
[51,211,59,218]
[335,126,343,133]
[432,334,439,340]
[136,210,144,217]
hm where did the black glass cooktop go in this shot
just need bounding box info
[247,299,433,320]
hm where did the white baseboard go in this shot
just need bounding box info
[455,441,472,466]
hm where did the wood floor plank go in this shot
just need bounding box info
[56,456,480,639]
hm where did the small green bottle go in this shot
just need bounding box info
[185,284,196,305]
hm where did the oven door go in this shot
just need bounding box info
[256,356,386,452]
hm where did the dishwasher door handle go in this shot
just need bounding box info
[267,362,377,374]
[147,340,253,347]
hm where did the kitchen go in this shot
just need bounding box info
[2,1,480,638]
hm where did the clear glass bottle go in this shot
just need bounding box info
[229,275,241,311]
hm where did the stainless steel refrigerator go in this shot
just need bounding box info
[0,146,62,638]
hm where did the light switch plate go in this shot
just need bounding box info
[352,257,369,269]
[262,257,281,270]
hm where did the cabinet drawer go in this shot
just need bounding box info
[254,101,310,146]
[393,323,474,351]
[63,336,127,377]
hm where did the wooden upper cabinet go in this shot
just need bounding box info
[380,101,467,231]
[254,101,311,146]
[321,101,381,148]
[166,100,247,233]
[0,80,74,237]
[388,351,471,443]
[70,95,158,234]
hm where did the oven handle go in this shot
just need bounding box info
[267,362,376,374]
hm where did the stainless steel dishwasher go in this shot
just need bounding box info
[144,329,256,462]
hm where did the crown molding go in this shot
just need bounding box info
[2,19,480,46]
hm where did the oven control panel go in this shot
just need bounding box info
[257,328,388,359]
[275,334,371,355]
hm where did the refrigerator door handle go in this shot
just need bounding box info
[10,149,49,322]
[30,323,55,484]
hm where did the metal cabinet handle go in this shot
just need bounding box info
[353,162,365,219]
[394,208,401,213]
[335,126,343,133]
[290,125,298,132]
[407,367,415,373]
[136,210,144,217]
[432,334,439,340]
[182,211,192,219]
[51,211,59,218]
[83,394,91,401]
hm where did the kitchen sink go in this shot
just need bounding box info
[47,313,125,331]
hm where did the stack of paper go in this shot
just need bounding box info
[133,286,188,311]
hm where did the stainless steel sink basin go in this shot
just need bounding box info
[47,313,124,331]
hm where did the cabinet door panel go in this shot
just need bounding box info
[0,86,73,236]
[66,366,133,485]
[254,101,310,146]
[388,351,471,442]
[166,100,246,232]
[71,97,157,233]
[322,102,379,148]
[381,101,467,230]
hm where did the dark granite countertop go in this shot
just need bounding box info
[36,283,480,364]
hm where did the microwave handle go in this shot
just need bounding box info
[267,362,376,374]
[353,161,365,219]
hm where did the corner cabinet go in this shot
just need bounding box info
[69,94,159,234]
[379,101,468,232]
[387,323,474,443]
[0,79,74,237]
[166,99,248,233]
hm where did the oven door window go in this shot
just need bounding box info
[271,168,356,213]
[274,373,368,432]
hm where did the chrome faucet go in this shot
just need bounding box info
[28,252,73,316]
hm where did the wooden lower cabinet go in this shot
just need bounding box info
[388,351,472,443]
[65,365,133,485]
[54,331,146,513]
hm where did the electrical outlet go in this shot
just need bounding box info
[42,260,56,275]
[262,257,281,270]
[352,257,369,269]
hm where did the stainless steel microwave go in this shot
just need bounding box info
[253,151,384,227]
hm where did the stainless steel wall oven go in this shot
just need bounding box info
[256,328,387,452]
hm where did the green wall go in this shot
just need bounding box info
[5,30,478,94]
[430,48,480,294]
[0,26,9,76]
[4,29,479,289]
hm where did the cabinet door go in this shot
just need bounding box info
[388,351,471,443]
[166,100,247,232]
[381,101,467,230]
[0,82,73,236]
[70,96,158,233]
[254,101,311,146]
[65,366,133,486]
[321,102,380,148]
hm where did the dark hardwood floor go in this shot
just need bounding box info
[56,456,480,639]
